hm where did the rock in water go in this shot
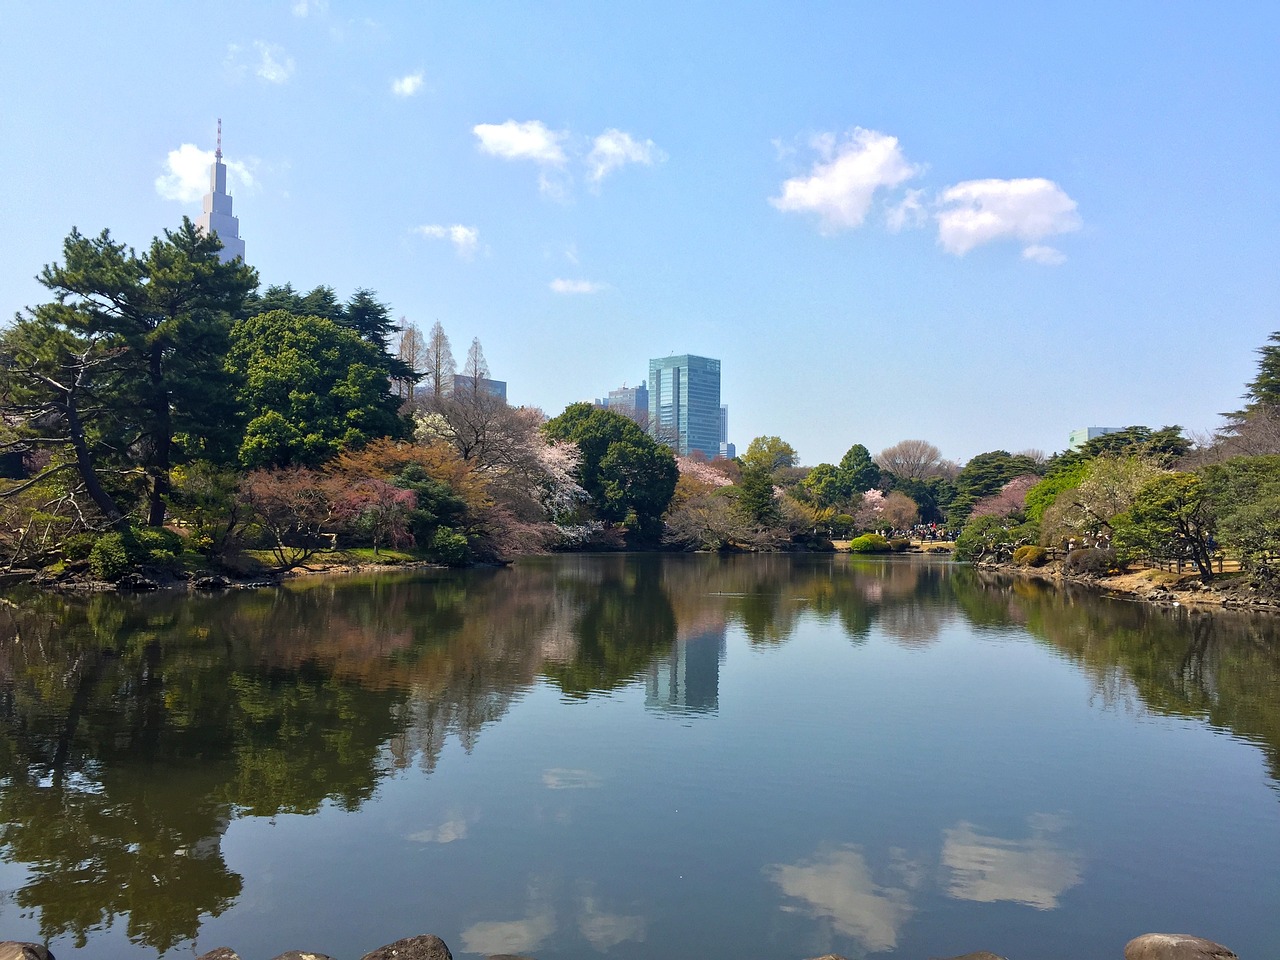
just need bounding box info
[932,954,1008,960]
[0,944,54,960]
[360,935,453,960]
[194,950,240,960]
[270,953,336,960]
[1125,934,1237,960]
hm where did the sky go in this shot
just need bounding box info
[2,1,1278,465]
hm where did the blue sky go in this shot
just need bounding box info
[2,1,1277,464]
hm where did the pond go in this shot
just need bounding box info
[1,554,1278,960]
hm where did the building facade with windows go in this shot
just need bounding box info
[648,354,721,458]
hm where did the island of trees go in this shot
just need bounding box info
[1,220,1278,593]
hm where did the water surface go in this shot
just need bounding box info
[1,555,1278,959]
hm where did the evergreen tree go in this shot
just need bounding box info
[26,219,256,526]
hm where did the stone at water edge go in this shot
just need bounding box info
[0,944,54,960]
[932,953,1008,960]
[270,953,336,960]
[1125,934,1237,960]
[194,949,240,960]
[360,934,453,960]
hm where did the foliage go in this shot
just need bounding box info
[229,310,405,468]
[1039,456,1164,545]
[848,533,891,553]
[954,515,1038,562]
[734,464,781,528]
[1063,547,1119,576]
[1012,544,1048,566]
[1024,460,1089,523]
[88,531,133,581]
[740,436,799,474]
[169,462,247,559]
[1112,472,1217,579]
[949,451,1043,527]
[543,403,678,543]
[1202,454,1280,584]
[839,443,881,492]
[6,220,257,527]
[969,474,1040,521]
[1241,331,1280,410]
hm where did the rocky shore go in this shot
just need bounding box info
[0,932,1242,960]
[977,557,1280,613]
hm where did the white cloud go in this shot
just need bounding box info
[586,129,666,182]
[292,0,327,16]
[253,41,295,83]
[942,816,1082,909]
[578,898,646,950]
[391,71,424,97]
[771,128,922,232]
[549,279,604,295]
[461,911,555,956]
[474,120,567,165]
[415,224,480,258]
[765,846,914,952]
[542,767,602,789]
[935,177,1080,256]
[1022,244,1068,266]
[886,188,927,232]
[155,144,256,203]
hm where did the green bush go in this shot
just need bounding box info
[62,533,97,562]
[848,533,891,553]
[429,528,470,566]
[889,538,911,552]
[1013,545,1048,567]
[135,527,183,555]
[89,532,133,581]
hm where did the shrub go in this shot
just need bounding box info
[1064,547,1117,577]
[888,538,911,552]
[62,533,97,562]
[848,533,891,553]
[1013,545,1048,567]
[135,527,183,555]
[429,528,470,566]
[89,532,133,581]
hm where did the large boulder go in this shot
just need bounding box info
[360,935,453,960]
[1125,934,1237,960]
[932,954,1008,960]
[0,944,54,960]
[194,950,240,960]
[270,953,336,960]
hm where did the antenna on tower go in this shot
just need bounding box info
[215,118,222,161]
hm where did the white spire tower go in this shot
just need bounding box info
[195,119,246,263]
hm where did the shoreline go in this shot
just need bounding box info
[973,558,1280,612]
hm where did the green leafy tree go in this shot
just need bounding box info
[544,403,678,543]
[1203,454,1280,584]
[18,220,256,527]
[1242,331,1280,410]
[229,310,405,467]
[838,443,881,492]
[1113,472,1218,579]
[736,463,781,527]
[1023,460,1090,523]
[740,436,798,474]
[949,450,1043,528]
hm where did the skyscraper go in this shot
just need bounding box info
[195,119,245,264]
[648,354,721,457]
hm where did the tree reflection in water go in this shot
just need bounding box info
[0,556,1277,952]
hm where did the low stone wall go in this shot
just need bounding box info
[0,931,1240,960]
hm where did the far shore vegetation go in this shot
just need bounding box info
[2,220,1279,591]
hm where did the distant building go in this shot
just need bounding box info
[596,381,649,424]
[719,404,734,460]
[1068,426,1121,451]
[648,354,721,457]
[451,375,507,401]
[195,119,245,264]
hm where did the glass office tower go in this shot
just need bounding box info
[647,354,721,457]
